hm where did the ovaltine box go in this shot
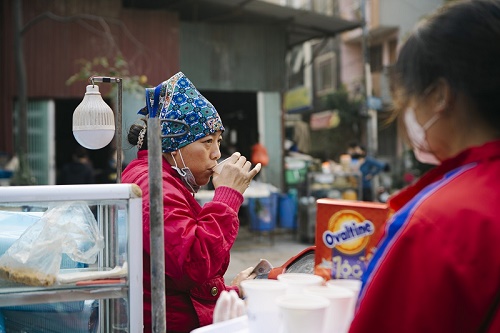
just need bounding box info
[314,199,390,281]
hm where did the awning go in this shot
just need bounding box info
[345,25,398,44]
[123,0,362,48]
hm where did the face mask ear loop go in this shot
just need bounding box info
[171,152,186,176]
[422,113,441,131]
[178,149,188,169]
[178,150,200,193]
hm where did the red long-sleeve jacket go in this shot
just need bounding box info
[122,150,242,332]
[349,140,500,333]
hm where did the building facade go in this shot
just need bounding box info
[338,0,444,181]
[282,0,444,190]
[1,0,359,188]
[1,0,179,184]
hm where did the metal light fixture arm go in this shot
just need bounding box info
[88,76,123,183]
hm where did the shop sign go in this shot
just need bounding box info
[284,86,312,113]
[310,110,340,130]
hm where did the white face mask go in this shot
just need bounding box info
[404,107,441,165]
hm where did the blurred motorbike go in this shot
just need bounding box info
[252,246,316,279]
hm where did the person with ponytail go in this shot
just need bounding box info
[350,1,500,332]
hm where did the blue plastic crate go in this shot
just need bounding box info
[0,170,13,179]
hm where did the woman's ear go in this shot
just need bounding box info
[432,78,453,113]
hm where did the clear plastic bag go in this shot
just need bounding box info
[0,202,104,286]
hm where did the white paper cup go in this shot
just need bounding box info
[326,279,362,331]
[277,273,325,295]
[240,279,287,333]
[276,293,330,333]
[304,285,355,333]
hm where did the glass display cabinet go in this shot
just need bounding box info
[0,184,143,332]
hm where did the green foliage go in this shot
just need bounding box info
[66,53,149,97]
[317,85,363,126]
[308,86,364,161]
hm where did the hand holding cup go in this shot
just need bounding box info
[212,152,261,194]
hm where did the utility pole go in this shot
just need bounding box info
[360,0,380,201]
[360,0,378,157]
[13,0,27,157]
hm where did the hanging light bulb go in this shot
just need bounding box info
[72,84,115,149]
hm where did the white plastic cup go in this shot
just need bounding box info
[326,279,362,295]
[212,157,231,174]
[240,279,287,333]
[326,279,362,330]
[277,273,325,295]
[304,285,355,333]
[276,293,330,333]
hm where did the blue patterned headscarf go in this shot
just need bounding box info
[138,72,224,153]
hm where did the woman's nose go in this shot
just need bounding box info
[211,146,221,160]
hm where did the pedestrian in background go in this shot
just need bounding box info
[350,1,500,332]
[58,145,95,185]
[347,142,388,201]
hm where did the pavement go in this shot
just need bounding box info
[223,226,313,284]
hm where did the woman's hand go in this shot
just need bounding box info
[231,266,257,298]
[212,267,256,323]
[212,152,261,194]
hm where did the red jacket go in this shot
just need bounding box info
[122,150,242,333]
[350,140,500,333]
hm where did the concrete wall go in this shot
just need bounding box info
[180,22,287,92]
[380,0,444,42]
